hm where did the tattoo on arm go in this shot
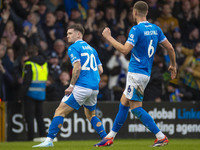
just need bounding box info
[70,64,81,85]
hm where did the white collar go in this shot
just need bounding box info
[75,39,83,43]
[138,21,149,25]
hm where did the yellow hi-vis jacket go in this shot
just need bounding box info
[22,61,48,100]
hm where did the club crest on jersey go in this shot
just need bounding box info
[70,54,76,61]
[130,34,134,39]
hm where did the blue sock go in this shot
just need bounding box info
[91,116,107,139]
[112,103,130,132]
[47,116,64,139]
[131,107,160,134]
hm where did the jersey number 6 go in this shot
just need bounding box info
[81,53,97,71]
[148,40,154,58]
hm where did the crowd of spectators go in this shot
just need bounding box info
[0,0,200,102]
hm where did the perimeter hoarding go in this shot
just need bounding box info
[6,101,200,141]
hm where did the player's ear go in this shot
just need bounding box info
[133,9,137,16]
[136,10,139,16]
[78,31,83,38]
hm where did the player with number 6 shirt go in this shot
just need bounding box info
[94,1,176,147]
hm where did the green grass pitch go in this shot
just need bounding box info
[0,139,200,150]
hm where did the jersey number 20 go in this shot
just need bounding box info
[81,53,97,71]
[148,40,154,58]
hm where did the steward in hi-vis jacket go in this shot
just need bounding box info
[19,45,48,141]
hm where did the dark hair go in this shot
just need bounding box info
[67,24,85,35]
[27,45,38,56]
[133,1,148,16]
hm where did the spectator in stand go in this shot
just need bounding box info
[3,20,17,45]
[69,8,84,24]
[55,5,69,29]
[166,79,182,102]
[0,36,11,47]
[9,1,47,45]
[173,39,185,66]
[43,0,63,12]
[106,50,129,100]
[7,47,15,64]
[0,7,10,39]
[29,0,40,11]
[144,54,165,102]
[83,30,95,47]
[56,71,70,99]
[177,42,200,101]
[97,74,112,101]
[37,1,48,25]
[183,26,199,49]
[172,28,181,42]
[156,2,179,42]
[115,0,134,13]
[88,0,98,10]
[126,8,135,27]
[105,30,129,94]
[53,39,66,66]
[0,43,15,101]
[114,10,127,37]
[85,8,97,32]
[12,35,28,61]
[22,12,46,42]
[10,0,30,20]
[163,79,192,102]
[190,0,200,24]
[46,71,70,101]
[104,5,117,29]
[88,0,104,23]
[163,0,182,17]
[64,0,89,20]
[98,35,114,75]
[146,0,159,22]
[177,1,198,45]
[42,12,65,51]
[48,51,62,82]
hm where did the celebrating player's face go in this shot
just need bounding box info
[66,29,79,44]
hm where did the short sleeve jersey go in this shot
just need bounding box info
[126,21,166,76]
[68,40,102,90]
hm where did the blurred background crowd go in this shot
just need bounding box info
[0,0,200,102]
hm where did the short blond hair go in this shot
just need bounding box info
[133,1,148,17]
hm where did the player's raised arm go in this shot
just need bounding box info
[160,39,177,79]
[102,27,133,55]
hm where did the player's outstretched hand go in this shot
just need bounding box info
[65,86,74,95]
[168,65,176,79]
[102,27,111,39]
